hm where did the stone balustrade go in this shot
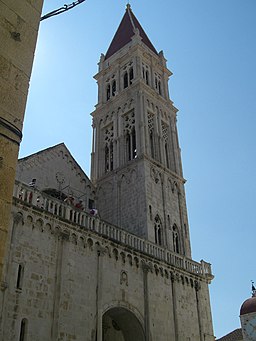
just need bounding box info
[13,181,213,279]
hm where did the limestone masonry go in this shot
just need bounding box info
[0,5,215,341]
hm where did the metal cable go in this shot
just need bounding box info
[40,0,86,21]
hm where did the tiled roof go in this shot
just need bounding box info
[105,5,158,60]
[216,328,243,341]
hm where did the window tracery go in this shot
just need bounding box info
[154,73,162,95]
[148,112,155,158]
[104,125,114,172]
[154,215,162,246]
[123,111,136,161]
[142,63,150,85]
[172,224,180,254]
[162,121,170,168]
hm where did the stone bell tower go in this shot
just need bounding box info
[91,4,191,257]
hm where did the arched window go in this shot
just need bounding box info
[126,132,131,161]
[129,67,134,84]
[155,77,158,89]
[165,143,169,168]
[154,215,162,246]
[106,84,110,101]
[16,264,24,290]
[124,72,128,89]
[145,70,149,85]
[110,141,113,171]
[105,144,109,172]
[112,80,116,96]
[158,81,162,95]
[131,127,137,158]
[142,67,145,79]
[172,225,180,254]
[149,205,152,220]
[150,131,154,158]
[19,318,28,341]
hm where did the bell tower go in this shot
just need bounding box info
[91,4,191,258]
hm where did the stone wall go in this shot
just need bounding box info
[0,199,215,340]
[0,0,43,281]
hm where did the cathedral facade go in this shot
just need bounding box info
[0,6,214,341]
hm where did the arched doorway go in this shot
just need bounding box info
[102,307,145,341]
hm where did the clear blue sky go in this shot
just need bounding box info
[20,0,256,338]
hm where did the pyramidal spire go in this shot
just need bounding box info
[105,5,158,60]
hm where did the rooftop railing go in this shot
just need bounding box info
[13,180,213,279]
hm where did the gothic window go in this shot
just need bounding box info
[142,63,150,85]
[105,144,109,172]
[106,84,110,101]
[158,81,162,95]
[149,205,152,220]
[16,264,24,290]
[132,127,137,158]
[112,80,116,96]
[129,67,134,84]
[165,143,169,168]
[110,141,113,170]
[154,73,162,96]
[124,72,128,89]
[124,111,136,162]
[145,70,149,85]
[126,132,131,161]
[150,132,154,158]
[19,318,28,341]
[148,113,155,159]
[172,224,180,254]
[104,125,114,173]
[154,215,162,246]
[162,121,169,168]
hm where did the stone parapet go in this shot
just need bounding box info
[13,180,213,280]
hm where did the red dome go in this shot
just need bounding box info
[240,296,256,315]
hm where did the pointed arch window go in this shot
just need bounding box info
[129,67,134,84]
[150,132,154,159]
[165,143,169,168]
[145,70,149,85]
[126,132,131,161]
[106,84,110,101]
[172,225,180,254]
[124,72,128,89]
[124,112,136,162]
[110,141,113,170]
[16,264,24,290]
[154,215,162,246]
[132,127,137,158]
[105,144,109,172]
[158,81,162,95]
[112,80,116,96]
[19,318,28,341]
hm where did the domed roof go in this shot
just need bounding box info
[240,296,256,315]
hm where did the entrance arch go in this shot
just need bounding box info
[102,307,145,341]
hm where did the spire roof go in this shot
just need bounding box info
[105,5,158,60]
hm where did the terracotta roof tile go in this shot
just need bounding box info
[216,328,243,341]
[105,6,158,60]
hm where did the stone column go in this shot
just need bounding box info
[171,273,179,341]
[51,230,69,341]
[195,281,203,341]
[0,0,43,282]
[142,262,151,341]
[0,212,24,340]
[96,245,105,341]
